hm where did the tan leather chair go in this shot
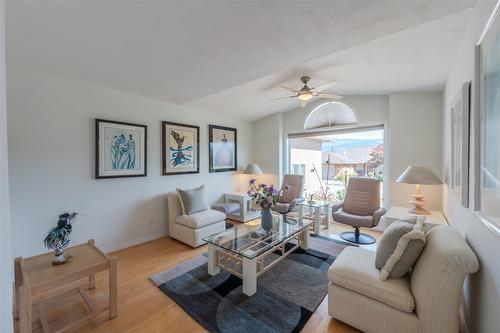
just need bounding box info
[332,177,385,244]
[271,174,305,222]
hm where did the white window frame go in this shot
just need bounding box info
[284,121,389,208]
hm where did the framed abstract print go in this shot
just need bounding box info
[95,119,147,179]
[209,125,237,173]
[162,121,199,175]
[475,2,500,236]
[450,81,471,208]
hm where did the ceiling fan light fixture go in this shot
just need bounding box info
[298,92,313,101]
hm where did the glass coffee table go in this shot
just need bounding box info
[203,214,312,296]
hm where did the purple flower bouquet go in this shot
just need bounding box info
[247,179,290,210]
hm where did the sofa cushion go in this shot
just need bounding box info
[177,185,209,215]
[376,217,426,280]
[212,202,240,215]
[175,209,226,229]
[332,209,374,228]
[328,246,415,313]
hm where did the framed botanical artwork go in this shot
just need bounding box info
[209,125,237,173]
[162,121,200,175]
[95,119,147,179]
[450,81,471,208]
[474,2,500,236]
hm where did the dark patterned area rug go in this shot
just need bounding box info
[151,236,351,333]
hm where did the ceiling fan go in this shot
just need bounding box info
[272,76,343,107]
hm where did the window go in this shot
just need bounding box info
[304,101,358,129]
[288,128,385,205]
[291,163,306,175]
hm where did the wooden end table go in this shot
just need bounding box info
[14,239,117,333]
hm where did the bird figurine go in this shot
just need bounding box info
[43,212,78,265]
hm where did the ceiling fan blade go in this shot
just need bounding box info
[314,81,337,92]
[270,96,296,101]
[317,93,343,99]
[279,85,298,92]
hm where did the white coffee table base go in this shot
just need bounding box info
[207,228,310,296]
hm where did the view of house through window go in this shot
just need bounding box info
[289,127,384,204]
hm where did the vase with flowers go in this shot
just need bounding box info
[248,179,290,230]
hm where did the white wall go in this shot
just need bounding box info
[253,112,283,185]
[442,1,500,332]
[0,1,13,332]
[7,71,253,257]
[389,92,443,210]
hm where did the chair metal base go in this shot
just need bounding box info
[281,213,297,225]
[340,231,376,245]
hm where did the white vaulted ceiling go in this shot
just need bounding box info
[7,1,476,121]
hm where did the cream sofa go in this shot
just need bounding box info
[166,191,226,247]
[328,225,479,333]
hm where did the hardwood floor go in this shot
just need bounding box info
[18,223,379,333]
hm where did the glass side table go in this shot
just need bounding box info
[297,201,333,235]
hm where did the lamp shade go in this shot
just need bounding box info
[243,163,263,175]
[396,165,442,185]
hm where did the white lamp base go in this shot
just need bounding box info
[407,185,431,215]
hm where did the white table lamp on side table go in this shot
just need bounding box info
[243,163,263,176]
[396,165,443,215]
[244,163,263,189]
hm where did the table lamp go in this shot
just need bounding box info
[396,165,442,215]
[243,163,263,191]
[243,163,263,175]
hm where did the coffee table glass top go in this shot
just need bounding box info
[203,215,312,259]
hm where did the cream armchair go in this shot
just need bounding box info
[332,177,386,244]
[166,192,226,247]
[328,225,479,333]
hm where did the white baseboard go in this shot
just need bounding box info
[101,231,169,254]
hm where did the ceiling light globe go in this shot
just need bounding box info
[298,93,312,101]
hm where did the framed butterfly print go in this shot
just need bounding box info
[162,121,200,175]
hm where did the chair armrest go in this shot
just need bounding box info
[331,202,343,213]
[288,197,305,212]
[373,207,386,225]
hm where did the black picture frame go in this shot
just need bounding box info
[95,119,147,179]
[162,121,200,175]
[209,124,237,173]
